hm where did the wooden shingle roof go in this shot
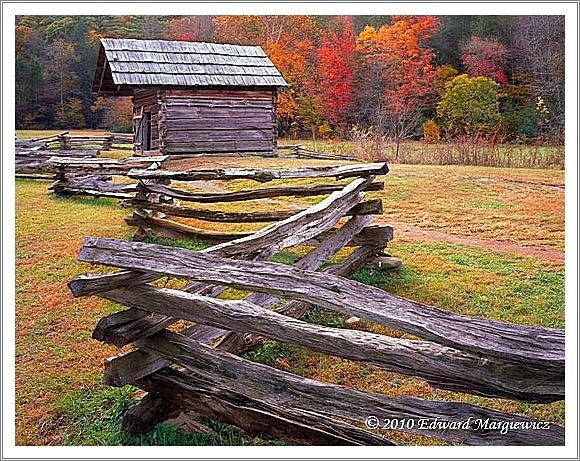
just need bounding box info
[92,38,287,94]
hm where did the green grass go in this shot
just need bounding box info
[380,241,564,328]
[302,305,348,328]
[242,340,292,367]
[464,200,509,210]
[43,386,285,446]
[141,234,211,251]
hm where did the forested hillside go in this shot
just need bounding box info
[15,15,564,142]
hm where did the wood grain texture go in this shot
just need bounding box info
[15,173,56,180]
[165,117,274,130]
[126,235,376,359]
[52,188,133,200]
[76,237,564,367]
[92,215,373,349]
[135,368,393,445]
[139,181,384,203]
[134,330,565,445]
[163,140,273,154]
[127,162,389,182]
[165,130,273,142]
[120,390,178,434]
[71,179,377,298]
[95,215,373,353]
[126,215,252,243]
[131,198,382,222]
[16,149,99,158]
[47,155,167,167]
[99,284,563,402]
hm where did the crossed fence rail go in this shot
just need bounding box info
[68,161,564,446]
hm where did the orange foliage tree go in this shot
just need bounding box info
[213,16,317,127]
[356,15,439,155]
[316,16,355,134]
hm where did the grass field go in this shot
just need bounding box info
[13,132,565,446]
[280,138,565,170]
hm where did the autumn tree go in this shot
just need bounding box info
[461,36,508,83]
[428,15,513,68]
[54,97,85,128]
[436,74,502,138]
[44,39,80,124]
[165,16,213,41]
[295,95,322,146]
[213,15,317,126]
[92,97,133,132]
[355,15,439,156]
[316,16,355,134]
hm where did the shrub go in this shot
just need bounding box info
[318,121,333,138]
[347,125,390,161]
[422,119,440,143]
[436,74,502,139]
[501,102,538,141]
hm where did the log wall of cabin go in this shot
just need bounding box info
[158,87,276,155]
[132,89,160,155]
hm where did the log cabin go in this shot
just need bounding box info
[92,38,287,156]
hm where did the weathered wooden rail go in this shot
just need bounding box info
[15,147,99,180]
[15,131,66,150]
[124,162,389,243]
[278,144,354,161]
[107,132,134,146]
[46,155,167,199]
[64,133,132,149]
[70,161,564,446]
[59,133,113,150]
[15,132,134,180]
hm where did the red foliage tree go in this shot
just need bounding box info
[461,36,508,84]
[316,17,355,133]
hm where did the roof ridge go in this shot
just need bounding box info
[101,37,263,49]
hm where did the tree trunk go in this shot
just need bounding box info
[311,126,317,152]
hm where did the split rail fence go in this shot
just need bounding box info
[57,132,134,150]
[124,162,387,244]
[46,156,167,199]
[69,162,564,446]
[15,132,135,180]
[16,148,99,180]
[58,133,113,150]
[277,144,354,161]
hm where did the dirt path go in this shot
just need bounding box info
[383,220,564,263]
[182,179,564,264]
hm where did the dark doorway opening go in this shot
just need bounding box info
[144,111,152,151]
